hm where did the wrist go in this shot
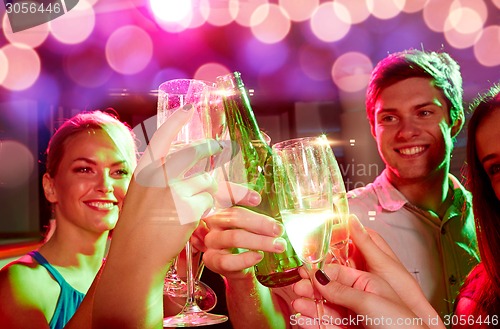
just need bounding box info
[225,269,259,291]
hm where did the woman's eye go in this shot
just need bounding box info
[113,169,130,177]
[74,167,93,174]
[488,164,500,176]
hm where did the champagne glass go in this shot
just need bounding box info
[272,136,336,329]
[158,78,228,327]
[325,146,350,266]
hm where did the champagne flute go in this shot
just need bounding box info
[158,78,228,327]
[325,144,350,266]
[272,136,335,329]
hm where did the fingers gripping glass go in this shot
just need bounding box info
[157,79,228,327]
[272,135,350,329]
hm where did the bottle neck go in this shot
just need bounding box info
[221,73,270,149]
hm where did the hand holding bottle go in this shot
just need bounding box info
[215,72,302,287]
[202,205,287,280]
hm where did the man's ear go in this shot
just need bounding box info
[370,123,377,139]
[451,112,465,138]
[42,173,57,203]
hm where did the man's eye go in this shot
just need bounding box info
[381,115,396,122]
[418,110,432,117]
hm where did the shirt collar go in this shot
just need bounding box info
[372,169,471,214]
[372,170,408,211]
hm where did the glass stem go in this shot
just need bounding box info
[183,241,203,312]
[305,263,327,329]
[171,256,180,278]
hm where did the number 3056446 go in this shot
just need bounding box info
[443,314,498,326]
[5,2,62,14]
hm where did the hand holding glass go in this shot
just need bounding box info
[272,136,336,328]
[158,79,227,327]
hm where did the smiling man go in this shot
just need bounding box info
[348,49,479,319]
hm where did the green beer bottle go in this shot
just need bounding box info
[216,72,302,287]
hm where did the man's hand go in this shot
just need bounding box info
[202,182,287,280]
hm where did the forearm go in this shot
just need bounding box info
[225,274,289,329]
[92,245,168,329]
[91,185,191,329]
[393,275,444,329]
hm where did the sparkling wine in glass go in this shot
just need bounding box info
[272,135,337,329]
[157,78,228,327]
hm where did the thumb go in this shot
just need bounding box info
[214,181,261,209]
[135,104,194,176]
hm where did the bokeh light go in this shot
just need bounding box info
[310,2,351,42]
[250,4,291,44]
[155,16,192,33]
[0,140,35,188]
[2,13,49,48]
[186,3,210,29]
[279,0,319,22]
[494,0,500,9]
[331,52,372,93]
[474,25,500,67]
[0,49,8,85]
[150,0,191,23]
[194,62,230,82]
[93,3,135,37]
[454,0,488,22]
[444,6,484,49]
[0,44,41,91]
[151,0,201,32]
[335,0,370,24]
[447,7,484,34]
[402,0,429,13]
[183,0,214,31]
[49,0,95,45]
[105,25,153,75]
[366,0,405,20]
[234,0,268,27]
[423,0,454,33]
[200,0,236,26]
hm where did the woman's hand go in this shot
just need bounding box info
[292,264,428,329]
[291,215,444,329]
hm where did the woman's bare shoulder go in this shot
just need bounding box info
[0,253,47,296]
